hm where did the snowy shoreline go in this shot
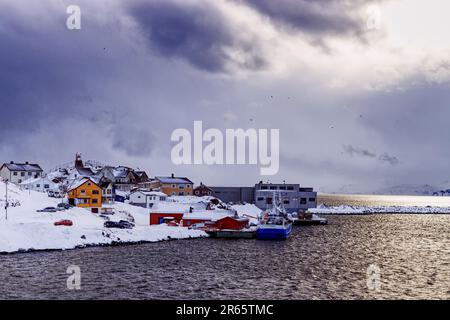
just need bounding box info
[0,181,208,254]
[311,204,450,215]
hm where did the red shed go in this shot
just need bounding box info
[150,212,184,225]
[214,216,249,230]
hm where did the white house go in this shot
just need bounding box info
[20,176,57,193]
[0,162,43,184]
[129,190,167,208]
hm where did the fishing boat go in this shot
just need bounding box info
[288,211,328,226]
[256,192,292,240]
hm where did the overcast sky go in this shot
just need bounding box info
[2,0,450,192]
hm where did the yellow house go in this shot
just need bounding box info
[156,175,194,196]
[67,178,102,208]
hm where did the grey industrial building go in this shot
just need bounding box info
[210,182,317,213]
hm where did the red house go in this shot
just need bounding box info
[213,216,249,230]
[150,212,184,225]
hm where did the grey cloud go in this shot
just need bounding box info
[238,0,382,39]
[127,0,268,73]
[343,145,376,158]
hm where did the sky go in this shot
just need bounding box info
[1,0,450,193]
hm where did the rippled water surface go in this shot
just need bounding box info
[1,215,449,299]
[319,194,450,207]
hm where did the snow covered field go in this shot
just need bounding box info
[311,204,450,215]
[0,181,207,254]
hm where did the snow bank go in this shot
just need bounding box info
[0,181,206,254]
[310,204,450,215]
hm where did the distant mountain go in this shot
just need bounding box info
[372,184,438,196]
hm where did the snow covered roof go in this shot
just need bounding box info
[131,190,167,197]
[183,210,233,221]
[2,162,42,172]
[156,176,193,184]
[68,178,99,191]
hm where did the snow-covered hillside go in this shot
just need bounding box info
[0,181,206,253]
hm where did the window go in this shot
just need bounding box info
[107,189,112,194]
[92,190,99,195]
[309,198,316,202]
[92,199,98,204]
[269,186,277,190]
[21,172,25,177]
[13,172,18,176]
[87,182,91,186]
[279,186,286,190]
[179,185,185,189]
[257,197,264,201]
[186,184,191,188]
[172,184,176,188]
[44,184,49,189]
[207,191,212,196]
[137,195,141,199]
[266,197,273,205]
[179,192,184,196]
[18,179,22,183]
[195,191,199,195]
[80,190,86,194]
[36,184,40,188]
[283,200,290,205]
[287,186,294,190]
[28,172,32,176]
[300,198,307,204]
[261,186,268,190]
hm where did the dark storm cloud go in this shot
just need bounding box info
[127,0,268,73]
[237,0,381,38]
[0,1,160,160]
[343,145,376,158]
[378,153,399,165]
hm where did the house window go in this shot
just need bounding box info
[107,189,112,194]
[28,172,32,176]
[137,196,141,199]
[92,190,99,195]
[287,186,294,190]
[300,198,307,204]
[283,200,290,205]
[21,172,25,177]
[257,197,264,201]
[172,184,176,188]
[80,190,86,194]
[179,192,184,196]
[44,184,49,189]
[186,184,191,188]
[36,184,40,188]
[266,197,273,205]
[309,198,316,202]
[195,191,199,195]
[92,199,98,204]
[261,186,268,190]
[207,191,211,196]
[13,172,18,176]
[18,179,22,183]
[179,185,185,189]
[87,182,91,186]
[279,186,286,190]
[270,186,277,190]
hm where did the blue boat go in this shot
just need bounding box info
[256,192,292,240]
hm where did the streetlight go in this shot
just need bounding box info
[4,179,8,220]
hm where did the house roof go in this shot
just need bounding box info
[68,178,99,191]
[156,176,193,184]
[1,163,42,172]
[131,190,166,197]
[76,167,94,176]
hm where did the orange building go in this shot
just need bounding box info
[156,174,194,196]
[67,178,102,208]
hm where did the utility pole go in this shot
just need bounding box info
[5,179,8,220]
